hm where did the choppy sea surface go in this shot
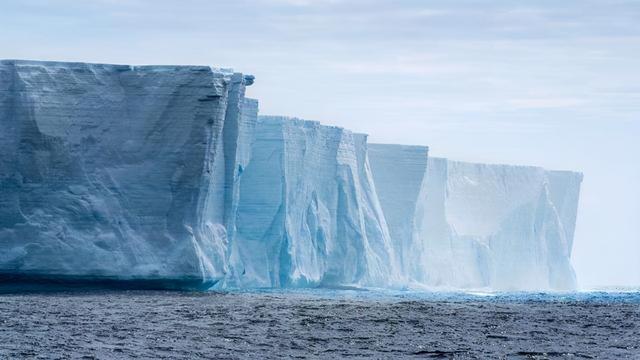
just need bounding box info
[0,288,638,359]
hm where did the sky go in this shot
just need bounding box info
[1,0,638,288]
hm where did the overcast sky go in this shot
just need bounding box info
[2,0,638,288]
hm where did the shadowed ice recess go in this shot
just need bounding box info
[0,60,582,291]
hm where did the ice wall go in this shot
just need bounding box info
[0,59,584,291]
[228,116,397,288]
[368,144,429,281]
[417,158,581,291]
[223,97,259,273]
[368,146,582,291]
[0,60,253,289]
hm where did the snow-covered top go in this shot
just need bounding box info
[369,143,429,153]
[430,156,583,177]
[258,115,362,134]
[0,59,255,85]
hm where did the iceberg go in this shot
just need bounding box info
[0,60,584,291]
[227,116,397,288]
[0,60,254,289]
[368,147,583,291]
[368,144,429,282]
[417,158,582,291]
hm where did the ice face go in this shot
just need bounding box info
[227,116,397,288]
[0,60,584,291]
[0,60,252,288]
[368,146,583,291]
[368,144,429,282]
[417,158,582,291]
[222,97,259,283]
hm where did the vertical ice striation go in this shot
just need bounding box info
[420,158,579,290]
[222,97,259,286]
[543,170,584,289]
[421,158,583,290]
[0,59,584,291]
[368,144,429,282]
[0,60,252,289]
[368,146,582,291]
[229,116,397,288]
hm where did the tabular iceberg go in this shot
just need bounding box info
[227,116,397,288]
[368,146,583,291]
[0,60,584,291]
[0,60,254,289]
[418,158,582,291]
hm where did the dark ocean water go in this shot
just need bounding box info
[0,289,638,359]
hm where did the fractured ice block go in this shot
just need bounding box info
[0,60,254,289]
[368,144,429,282]
[228,116,398,288]
[369,145,582,291]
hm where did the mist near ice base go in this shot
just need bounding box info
[1,0,638,288]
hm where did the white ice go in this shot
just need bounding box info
[0,60,254,288]
[227,116,398,288]
[368,146,583,291]
[0,60,584,291]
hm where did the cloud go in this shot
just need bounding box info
[508,97,587,109]
[326,57,470,76]
[258,0,343,6]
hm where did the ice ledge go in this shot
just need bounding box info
[0,59,255,85]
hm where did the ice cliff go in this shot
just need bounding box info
[368,144,429,282]
[0,60,255,289]
[368,146,583,291]
[226,116,397,288]
[0,60,583,291]
[417,158,582,291]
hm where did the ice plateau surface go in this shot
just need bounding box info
[368,146,583,291]
[0,60,255,288]
[226,116,398,288]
